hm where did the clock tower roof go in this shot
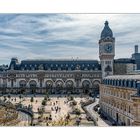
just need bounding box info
[100,21,113,39]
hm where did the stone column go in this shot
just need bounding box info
[39,79,43,94]
[37,72,45,94]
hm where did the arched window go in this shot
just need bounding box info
[82,80,91,88]
[56,80,64,88]
[46,80,53,88]
[126,80,129,87]
[122,80,124,86]
[19,80,26,88]
[66,80,74,88]
[29,80,37,88]
[128,80,132,88]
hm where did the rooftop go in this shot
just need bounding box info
[21,59,99,62]
[100,21,113,39]
[104,74,140,80]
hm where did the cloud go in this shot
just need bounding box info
[0,14,140,64]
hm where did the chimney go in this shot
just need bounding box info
[135,45,138,53]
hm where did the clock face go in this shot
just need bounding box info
[105,44,112,53]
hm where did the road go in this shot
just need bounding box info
[85,98,110,127]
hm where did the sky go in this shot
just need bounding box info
[0,14,140,65]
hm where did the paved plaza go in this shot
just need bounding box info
[0,94,97,126]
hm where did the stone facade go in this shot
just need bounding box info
[0,68,101,95]
[100,75,140,126]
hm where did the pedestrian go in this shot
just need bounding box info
[49,115,52,120]
[46,117,48,121]
[46,122,49,126]
[55,106,57,111]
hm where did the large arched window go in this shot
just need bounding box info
[19,80,26,88]
[82,80,90,88]
[29,80,37,88]
[93,80,100,95]
[55,80,64,88]
[65,80,74,88]
[46,80,53,88]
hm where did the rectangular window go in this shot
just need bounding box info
[105,61,111,65]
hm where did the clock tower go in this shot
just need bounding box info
[99,21,115,78]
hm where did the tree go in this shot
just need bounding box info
[30,97,34,103]
[76,117,81,126]
[38,107,44,116]
[42,100,46,106]
[71,100,77,106]
[44,96,48,101]
[19,95,22,102]
[4,96,7,102]
[73,108,81,116]
[7,94,11,101]
[66,113,70,121]
[45,91,49,98]
[68,96,74,101]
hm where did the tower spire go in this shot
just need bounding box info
[100,20,113,39]
[105,20,109,26]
